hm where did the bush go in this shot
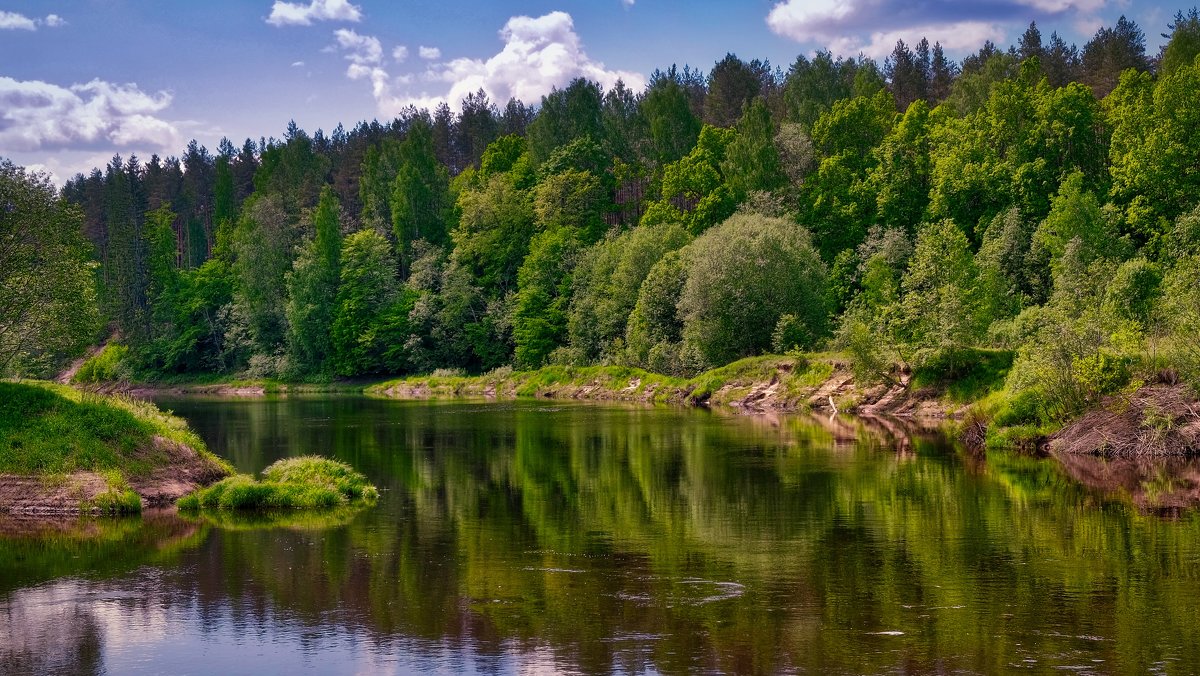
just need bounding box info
[73,344,131,383]
[677,214,828,366]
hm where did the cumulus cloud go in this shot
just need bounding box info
[0,10,65,30]
[418,45,441,60]
[333,28,382,65]
[0,10,36,30]
[392,45,408,63]
[350,11,644,118]
[267,0,361,27]
[0,76,180,153]
[766,0,1109,58]
[622,0,635,7]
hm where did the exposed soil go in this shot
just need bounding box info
[1048,385,1200,457]
[0,436,229,515]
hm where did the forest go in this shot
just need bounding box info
[4,11,1200,437]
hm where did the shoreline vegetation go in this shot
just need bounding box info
[71,348,1200,458]
[0,381,382,516]
[0,381,231,515]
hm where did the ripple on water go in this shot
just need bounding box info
[614,578,746,607]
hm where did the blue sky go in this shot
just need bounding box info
[0,0,1180,182]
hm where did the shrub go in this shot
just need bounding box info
[73,344,131,383]
[677,214,828,366]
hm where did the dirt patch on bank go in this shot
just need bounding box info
[1049,385,1200,457]
[0,436,229,515]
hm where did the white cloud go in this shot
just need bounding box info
[621,0,635,7]
[418,45,441,60]
[766,0,1111,58]
[1013,0,1105,11]
[291,60,306,67]
[333,28,382,65]
[0,10,37,30]
[0,76,180,154]
[0,10,68,30]
[834,21,1007,59]
[392,45,408,62]
[354,11,644,118]
[267,0,361,27]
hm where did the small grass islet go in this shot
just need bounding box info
[177,456,378,511]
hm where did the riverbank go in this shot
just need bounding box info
[366,354,995,420]
[0,381,231,514]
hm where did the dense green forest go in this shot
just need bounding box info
[4,13,1200,433]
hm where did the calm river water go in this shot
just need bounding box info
[3,396,1200,675]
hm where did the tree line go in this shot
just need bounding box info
[5,12,1200,427]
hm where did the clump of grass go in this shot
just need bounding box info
[178,456,378,511]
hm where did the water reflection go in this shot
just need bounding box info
[3,398,1200,675]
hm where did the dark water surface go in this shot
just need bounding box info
[3,396,1200,675]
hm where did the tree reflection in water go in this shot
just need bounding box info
[3,397,1200,675]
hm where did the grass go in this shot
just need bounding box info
[178,456,378,511]
[0,380,228,478]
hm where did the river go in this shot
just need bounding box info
[2,396,1199,675]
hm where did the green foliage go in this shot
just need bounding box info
[390,120,453,261]
[73,344,131,383]
[231,195,294,358]
[1155,253,1200,390]
[527,79,606,166]
[1161,9,1200,76]
[869,100,932,232]
[0,162,100,377]
[533,169,607,242]
[451,171,536,295]
[643,125,736,234]
[677,214,828,367]
[331,230,413,376]
[900,220,985,367]
[178,456,377,511]
[803,90,897,256]
[1109,54,1200,241]
[641,76,701,165]
[625,250,687,372]
[285,187,342,374]
[514,228,578,368]
[722,98,784,196]
[568,222,692,363]
[911,347,1014,402]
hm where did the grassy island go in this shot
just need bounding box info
[177,456,378,511]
